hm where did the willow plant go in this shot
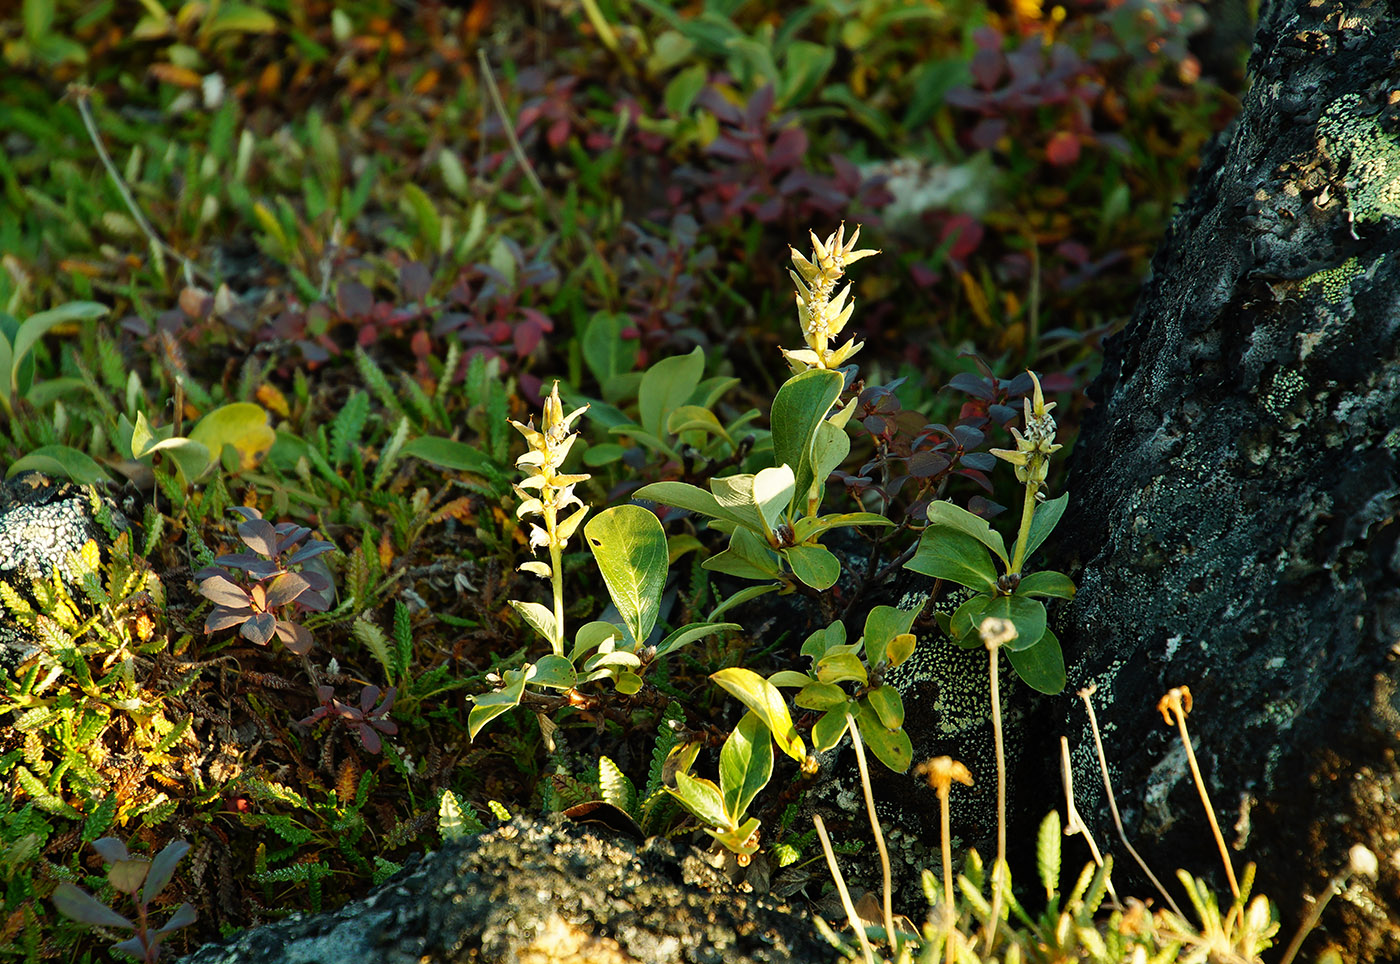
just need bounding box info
[508,381,591,659]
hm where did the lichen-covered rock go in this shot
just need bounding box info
[1019,0,1400,958]
[0,471,129,666]
[177,815,835,964]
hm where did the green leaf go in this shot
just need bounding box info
[905,528,1000,593]
[924,500,1008,565]
[803,418,849,515]
[1037,810,1061,900]
[23,0,55,40]
[526,655,576,690]
[816,652,867,686]
[978,594,1048,652]
[949,593,992,645]
[402,183,443,254]
[702,527,782,581]
[668,771,731,831]
[653,621,740,659]
[771,368,843,518]
[768,670,813,688]
[569,621,622,663]
[783,543,840,590]
[582,312,638,385]
[468,669,528,740]
[205,3,278,35]
[861,605,920,667]
[1016,571,1076,599]
[638,347,704,439]
[855,701,912,772]
[402,436,500,477]
[1011,493,1069,569]
[812,708,849,751]
[634,480,746,528]
[752,465,796,533]
[10,301,107,391]
[508,600,559,650]
[801,621,847,661]
[707,473,769,534]
[663,62,707,113]
[666,405,728,441]
[864,686,904,729]
[719,712,773,824]
[584,505,668,647]
[792,511,894,543]
[6,446,112,484]
[794,681,847,711]
[710,667,805,763]
[708,583,780,621]
[1006,627,1066,694]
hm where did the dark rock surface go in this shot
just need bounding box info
[1020,0,1400,958]
[178,814,835,964]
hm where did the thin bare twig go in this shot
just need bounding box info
[475,49,546,201]
[1078,684,1185,918]
[68,85,216,286]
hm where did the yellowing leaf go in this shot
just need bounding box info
[188,403,275,472]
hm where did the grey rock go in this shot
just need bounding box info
[178,815,835,964]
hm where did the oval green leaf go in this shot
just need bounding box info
[772,368,843,517]
[710,667,805,763]
[7,446,112,485]
[906,528,1000,593]
[585,504,668,647]
[784,543,840,590]
[1016,570,1076,600]
[1010,492,1068,567]
[795,681,848,711]
[1006,626,1067,694]
[855,701,912,772]
[719,712,773,823]
[979,594,1048,652]
[864,685,904,729]
[924,500,1009,565]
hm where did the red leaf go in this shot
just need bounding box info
[1045,131,1081,167]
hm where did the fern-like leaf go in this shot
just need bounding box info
[329,390,370,466]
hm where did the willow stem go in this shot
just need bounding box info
[1010,481,1039,575]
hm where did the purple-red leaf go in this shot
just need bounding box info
[52,883,134,930]
[205,605,251,633]
[287,540,335,565]
[275,621,314,655]
[89,837,130,864]
[153,901,197,935]
[238,519,279,558]
[241,613,278,646]
[198,574,251,608]
[264,572,311,609]
[142,840,190,907]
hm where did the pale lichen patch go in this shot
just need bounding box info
[1319,94,1400,224]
